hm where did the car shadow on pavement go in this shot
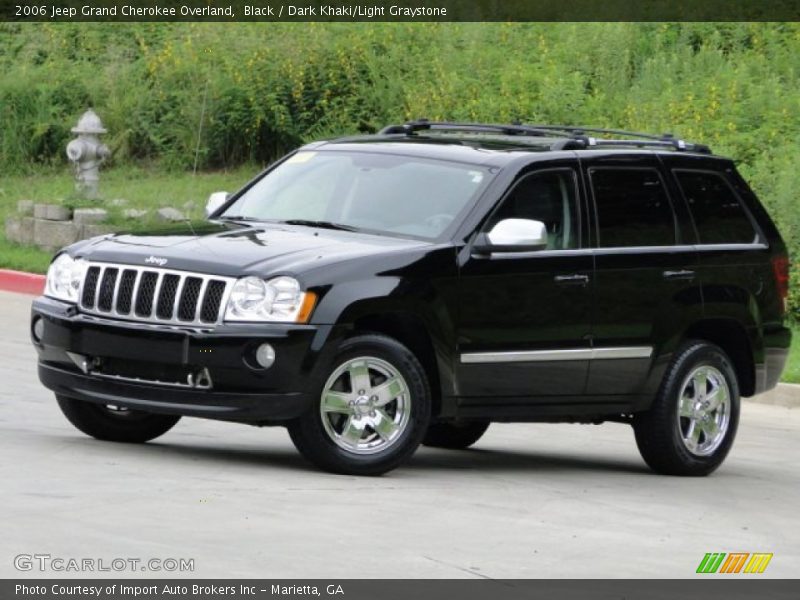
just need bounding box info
[50,435,649,475]
[55,434,316,473]
[410,447,650,475]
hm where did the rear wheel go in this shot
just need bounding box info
[288,334,431,476]
[57,395,181,443]
[423,420,490,449]
[633,342,740,476]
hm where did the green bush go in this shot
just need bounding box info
[1,22,799,316]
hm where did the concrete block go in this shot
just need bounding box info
[34,219,78,250]
[5,216,35,245]
[109,198,128,207]
[34,203,72,221]
[80,223,116,240]
[17,200,34,216]
[73,208,108,226]
[155,207,185,222]
[122,209,149,219]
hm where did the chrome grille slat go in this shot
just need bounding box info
[150,272,165,319]
[193,279,209,322]
[78,262,235,327]
[129,270,143,315]
[111,270,122,312]
[172,276,186,321]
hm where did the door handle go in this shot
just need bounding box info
[663,269,695,281]
[554,274,590,286]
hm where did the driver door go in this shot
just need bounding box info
[456,162,594,402]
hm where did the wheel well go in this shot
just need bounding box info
[351,312,442,414]
[684,319,756,397]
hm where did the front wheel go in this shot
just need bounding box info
[633,342,740,476]
[57,395,181,443]
[288,334,431,475]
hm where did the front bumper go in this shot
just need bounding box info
[31,296,339,422]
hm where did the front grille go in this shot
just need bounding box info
[79,262,233,327]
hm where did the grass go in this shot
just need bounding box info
[0,164,257,273]
[782,326,800,384]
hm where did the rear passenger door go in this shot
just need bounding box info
[582,154,702,397]
[662,156,768,363]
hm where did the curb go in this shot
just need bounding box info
[749,383,800,408]
[0,269,45,295]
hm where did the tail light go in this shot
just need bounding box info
[771,254,790,314]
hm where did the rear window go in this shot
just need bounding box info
[590,168,677,248]
[674,170,758,245]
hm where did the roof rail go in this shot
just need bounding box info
[377,119,712,154]
[551,137,712,154]
[521,124,710,153]
[379,119,556,138]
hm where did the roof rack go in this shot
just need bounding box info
[378,119,556,138]
[377,119,712,154]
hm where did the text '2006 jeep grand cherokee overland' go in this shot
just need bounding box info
[31,121,791,476]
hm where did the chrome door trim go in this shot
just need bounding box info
[460,346,653,364]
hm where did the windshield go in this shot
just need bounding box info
[221,150,492,239]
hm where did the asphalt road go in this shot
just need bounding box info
[1,289,798,579]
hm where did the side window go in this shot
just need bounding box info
[488,169,580,250]
[590,168,676,248]
[675,170,758,245]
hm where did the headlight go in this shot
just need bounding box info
[45,254,87,303]
[224,276,316,323]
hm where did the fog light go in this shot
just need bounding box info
[255,343,276,369]
[32,317,44,342]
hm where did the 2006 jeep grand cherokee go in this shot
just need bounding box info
[31,121,791,476]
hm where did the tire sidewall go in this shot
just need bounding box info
[662,345,741,473]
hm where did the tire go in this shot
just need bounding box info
[423,420,490,449]
[57,395,181,443]
[288,334,431,476]
[633,341,740,476]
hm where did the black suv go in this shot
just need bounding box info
[31,121,791,476]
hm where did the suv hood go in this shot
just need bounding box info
[70,221,430,278]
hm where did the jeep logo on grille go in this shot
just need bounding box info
[145,256,168,266]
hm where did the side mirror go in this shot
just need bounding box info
[205,191,229,218]
[474,218,548,253]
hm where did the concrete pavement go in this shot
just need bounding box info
[1,290,798,578]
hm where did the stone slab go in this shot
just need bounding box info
[33,203,71,221]
[33,218,78,250]
[4,216,34,245]
[73,207,108,226]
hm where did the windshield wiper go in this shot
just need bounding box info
[281,219,360,232]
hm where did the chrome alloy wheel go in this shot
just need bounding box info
[320,356,411,455]
[677,365,731,456]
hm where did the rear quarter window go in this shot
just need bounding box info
[674,170,758,245]
[590,168,677,248]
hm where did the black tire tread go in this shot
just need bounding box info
[57,395,181,443]
[633,341,740,476]
[288,333,431,476]
[423,420,490,449]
